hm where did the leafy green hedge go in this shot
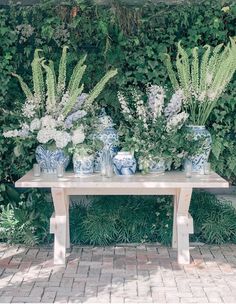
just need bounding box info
[1,189,236,246]
[0,0,236,183]
[0,1,236,246]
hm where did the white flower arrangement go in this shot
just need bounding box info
[118,85,189,173]
[3,47,117,151]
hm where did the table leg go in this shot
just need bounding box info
[176,188,192,264]
[172,193,178,249]
[51,188,69,265]
[66,198,70,249]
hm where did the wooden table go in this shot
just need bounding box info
[15,170,228,265]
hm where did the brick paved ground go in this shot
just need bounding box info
[1,243,236,303]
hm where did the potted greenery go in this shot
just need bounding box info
[117,86,188,174]
[164,38,236,172]
[3,46,117,173]
[69,124,103,176]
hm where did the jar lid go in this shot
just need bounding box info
[99,108,115,128]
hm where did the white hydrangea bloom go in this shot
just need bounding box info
[164,90,184,119]
[37,128,56,144]
[147,85,165,120]
[54,131,71,149]
[72,127,85,145]
[41,115,57,129]
[166,112,189,133]
[30,118,41,132]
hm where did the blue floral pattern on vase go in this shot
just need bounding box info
[149,158,165,173]
[73,154,94,176]
[94,109,119,172]
[186,125,212,173]
[35,145,70,174]
[113,152,136,175]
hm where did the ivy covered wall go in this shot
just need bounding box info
[0,0,236,183]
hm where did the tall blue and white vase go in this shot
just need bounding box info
[35,145,70,174]
[186,125,212,173]
[94,109,119,172]
[113,152,137,175]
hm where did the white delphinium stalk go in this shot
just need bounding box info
[164,89,184,119]
[40,115,57,129]
[118,91,131,116]
[54,131,71,149]
[58,91,70,113]
[147,85,165,120]
[132,90,148,129]
[22,99,37,118]
[18,123,30,137]
[30,118,41,132]
[3,129,20,138]
[166,112,189,133]
[72,127,85,145]
[3,123,30,138]
[22,94,40,118]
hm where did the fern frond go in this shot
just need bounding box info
[176,54,188,97]
[163,54,179,89]
[85,69,118,107]
[191,47,199,93]
[48,60,57,86]
[12,73,33,100]
[230,38,236,68]
[177,41,191,93]
[57,46,69,98]
[207,43,223,83]
[210,49,230,94]
[211,52,234,99]
[42,60,56,113]
[199,45,211,92]
[31,49,44,103]
[68,54,87,95]
[62,84,84,116]
[68,65,87,97]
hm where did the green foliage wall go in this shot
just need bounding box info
[0,0,236,183]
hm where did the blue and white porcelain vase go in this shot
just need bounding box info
[113,152,136,175]
[149,158,165,174]
[35,145,69,174]
[73,154,94,176]
[94,109,119,172]
[186,125,212,173]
